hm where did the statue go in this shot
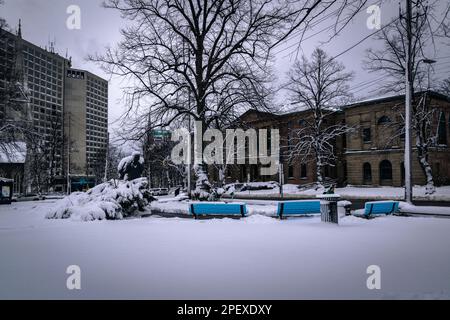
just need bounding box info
[118,152,144,181]
[323,184,335,194]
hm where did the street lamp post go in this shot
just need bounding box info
[404,0,413,204]
[422,59,437,90]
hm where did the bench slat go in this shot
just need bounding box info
[190,203,247,217]
[278,200,321,218]
[364,201,399,216]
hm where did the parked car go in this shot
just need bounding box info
[16,193,46,201]
[150,188,169,196]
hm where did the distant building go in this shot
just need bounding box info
[0,22,108,193]
[64,68,108,189]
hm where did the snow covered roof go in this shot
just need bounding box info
[0,142,27,164]
[343,90,450,110]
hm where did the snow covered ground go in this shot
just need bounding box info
[1,200,450,299]
[232,184,450,201]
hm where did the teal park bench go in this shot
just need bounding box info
[277,200,321,219]
[189,203,247,219]
[364,201,399,217]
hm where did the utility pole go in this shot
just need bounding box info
[67,113,71,195]
[182,37,192,199]
[404,0,413,204]
[146,112,153,189]
[279,149,284,198]
[103,132,109,182]
[187,103,192,199]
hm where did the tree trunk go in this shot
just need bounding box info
[193,163,211,200]
[316,154,324,190]
[192,118,211,200]
[166,170,172,189]
[416,137,435,194]
[218,166,225,187]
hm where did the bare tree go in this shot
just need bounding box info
[43,106,65,191]
[91,0,368,199]
[364,1,450,194]
[440,77,450,96]
[285,48,353,187]
[93,142,124,184]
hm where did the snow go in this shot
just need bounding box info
[398,202,450,216]
[117,153,144,173]
[0,141,27,163]
[229,184,450,201]
[1,200,450,299]
[45,178,153,221]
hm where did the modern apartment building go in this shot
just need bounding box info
[0,23,108,193]
[64,68,108,182]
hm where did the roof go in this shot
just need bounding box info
[237,90,450,121]
[343,90,450,110]
[0,142,27,164]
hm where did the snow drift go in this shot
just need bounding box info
[45,178,155,221]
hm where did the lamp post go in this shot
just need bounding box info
[66,113,71,195]
[404,0,413,204]
[422,59,436,90]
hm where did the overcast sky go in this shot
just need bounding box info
[2,0,450,141]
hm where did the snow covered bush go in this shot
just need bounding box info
[191,164,212,201]
[241,181,279,191]
[46,178,155,221]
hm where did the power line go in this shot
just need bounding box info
[330,17,400,61]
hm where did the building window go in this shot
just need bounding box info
[288,165,294,178]
[363,162,372,183]
[362,128,371,143]
[379,160,392,180]
[437,111,447,145]
[377,115,391,125]
[324,165,329,178]
[226,167,231,178]
[400,162,405,185]
[300,164,307,178]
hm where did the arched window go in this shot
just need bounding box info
[288,165,294,178]
[438,111,447,145]
[379,160,392,180]
[377,115,391,125]
[400,162,405,185]
[300,163,307,178]
[363,163,372,183]
[241,165,247,182]
[324,165,329,177]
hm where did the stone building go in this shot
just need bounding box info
[343,91,450,187]
[220,91,450,187]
